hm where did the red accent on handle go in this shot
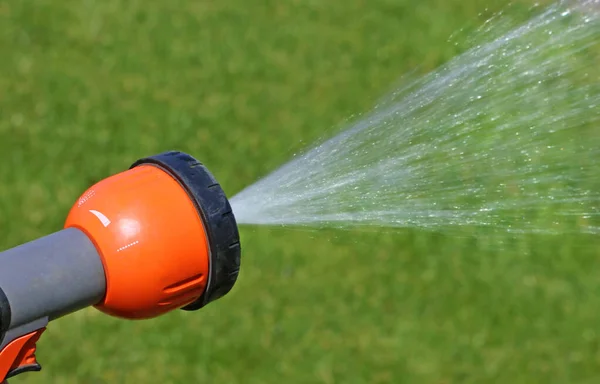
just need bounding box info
[0,328,45,381]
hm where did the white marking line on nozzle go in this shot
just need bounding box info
[117,240,139,252]
[78,190,96,207]
[89,209,111,227]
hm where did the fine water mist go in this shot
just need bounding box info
[230,0,600,234]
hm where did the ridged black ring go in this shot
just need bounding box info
[131,151,241,309]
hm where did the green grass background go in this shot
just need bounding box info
[2,0,600,383]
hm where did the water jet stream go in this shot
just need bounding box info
[231,0,600,235]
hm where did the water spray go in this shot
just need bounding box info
[231,0,600,235]
[0,151,241,381]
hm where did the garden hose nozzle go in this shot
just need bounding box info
[0,151,241,381]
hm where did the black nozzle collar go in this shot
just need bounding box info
[131,151,241,310]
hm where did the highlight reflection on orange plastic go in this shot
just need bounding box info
[64,165,210,319]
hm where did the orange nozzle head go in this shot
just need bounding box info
[64,151,241,319]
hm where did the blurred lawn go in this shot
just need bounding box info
[2,0,600,383]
